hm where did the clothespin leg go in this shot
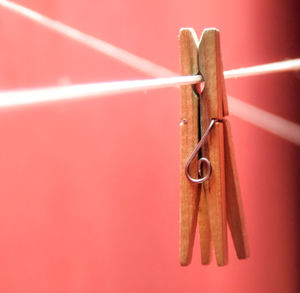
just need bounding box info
[224,119,250,259]
[198,185,211,265]
[203,121,228,266]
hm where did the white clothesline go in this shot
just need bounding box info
[0,79,299,146]
[0,0,175,78]
[0,76,203,107]
[228,96,300,146]
[224,59,300,79]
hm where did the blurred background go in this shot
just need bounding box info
[0,0,299,292]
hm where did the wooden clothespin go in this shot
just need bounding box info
[179,28,249,266]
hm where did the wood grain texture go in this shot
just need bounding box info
[203,122,228,266]
[224,119,250,259]
[199,29,228,266]
[198,28,226,120]
[198,185,211,265]
[179,28,200,266]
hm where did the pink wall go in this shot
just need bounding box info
[0,0,299,292]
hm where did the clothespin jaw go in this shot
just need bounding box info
[179,27,249,267]
[199,29,228,121]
